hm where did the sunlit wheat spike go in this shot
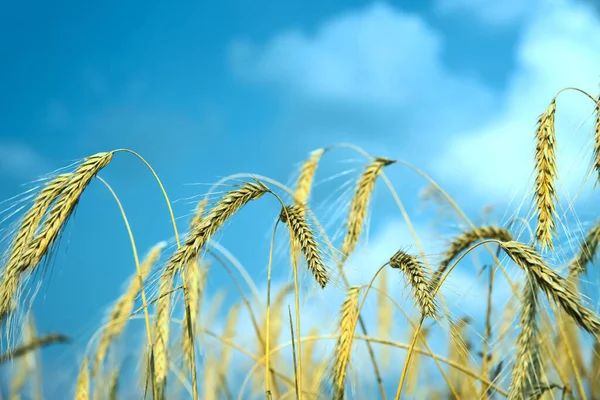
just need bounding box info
[340,157,395,263]
[93,242,164,375]
[218,302,240,387]
[181,199,208,368]
[533,99,557,251]
[294,148,325,211]
[502,241,600,336]
[280,204,329,289]
[593,95,600,184]
[153,268,175,394]
[76,357,90,400]
[389,249,436,318]
[377,268,393,368]
[165,180,269,276]
[591,340,600,397]
[569,220,600,276]
[430,226,513,292]
[0,152,113,320]
[509,276,543,400]
[331,286,360,400]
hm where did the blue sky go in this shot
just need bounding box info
[2,0,600,397]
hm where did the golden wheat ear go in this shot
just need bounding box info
[593,95,600,183]
[341,157,395,263]
[294,148,325,211]
[76,357,90,400]
[280,205,329,288]
[430,226,513,293]
[533,100,557,251]
[389,249,435,318]
[0,152,113,320]
[330,286,360,400]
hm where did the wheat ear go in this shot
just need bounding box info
[164,181,269,277]
[389,250,435,318]
[181,198,208,368]
[153,267,175,396]
[533,100,558,251]
[430,226,512,292]
[331,286,360,400]
[294,148,325,211]
[93,242,164,375]
[341,157,395,263]
[593,95,600,184]
[569,220,600,276]
[0,152,113,319]
[76,357,90,400]
[509,275,543,400]
[280,205,329,288]
[501,241,600,336]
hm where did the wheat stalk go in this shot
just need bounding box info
[501,241,600,336]
[341,157,395,263]
[389,250,435,318]
[593,95,600,184]
[331,286,360,400]
[93,242,164,375]
[280,205,329,288]
[430,226,513,292]
[533,100,558,251]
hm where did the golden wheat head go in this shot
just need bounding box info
[533,100,557,251]
[341,157,395,263]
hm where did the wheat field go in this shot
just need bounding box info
[1,87,600,399]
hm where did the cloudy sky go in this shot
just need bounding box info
[2,0,600,397]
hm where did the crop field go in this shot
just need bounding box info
[1,88,600,400]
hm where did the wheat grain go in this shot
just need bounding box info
[331,286,360,400]
[389,250,435,318]
[533,100,558,251]
[341,157,395,263]
[280,205,329,288]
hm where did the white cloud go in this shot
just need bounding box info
[433,0,600,202]
[230,2,495,126]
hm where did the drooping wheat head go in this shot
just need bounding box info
[331,286,360,400]
[280,205,329,289]
[0,152,113,321]
[501,241,600,336]
[164,180,269,278]
[340,157,395,263]
[430,226,513,293]
[389,249,436,318]
[533,100,558,251]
